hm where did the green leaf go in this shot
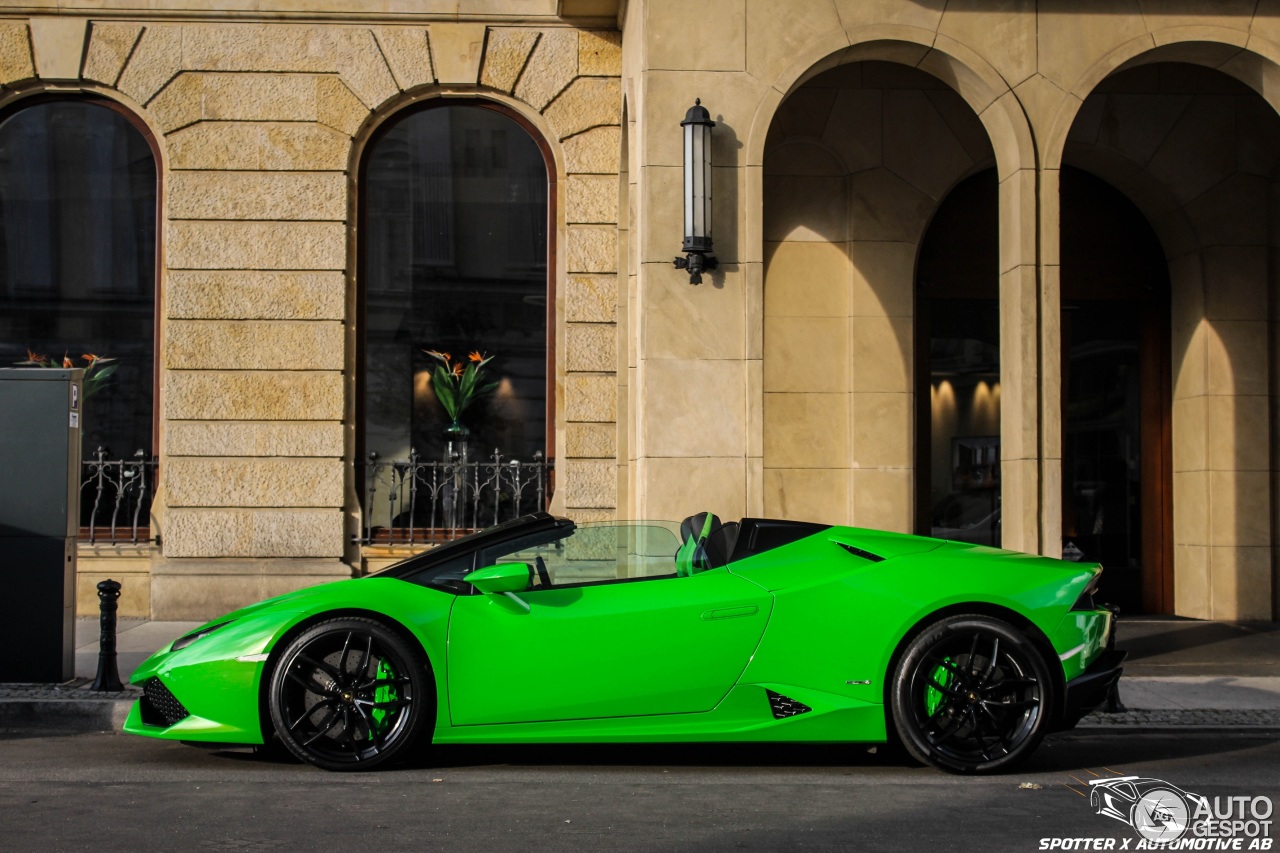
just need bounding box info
[433,365,458,418]
[459,363,478,399]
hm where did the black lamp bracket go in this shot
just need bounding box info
[674,252,718,285]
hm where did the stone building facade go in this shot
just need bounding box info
[0,0,1278,623]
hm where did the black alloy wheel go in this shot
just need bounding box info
[268,617,429,771]
[890,614,1053,774]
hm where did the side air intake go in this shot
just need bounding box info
[140,677,190,727]
[766,689,812,719]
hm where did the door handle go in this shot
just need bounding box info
[701,605,759,621]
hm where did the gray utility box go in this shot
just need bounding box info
[0,368,83,682]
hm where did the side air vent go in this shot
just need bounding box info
[835,542,884,563]
[766,689,813,719]
[140,677,190,727]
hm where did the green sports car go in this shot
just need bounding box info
[124,511,1124,774]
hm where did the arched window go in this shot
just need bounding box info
[360,102,552,533]
[0,98,158,461]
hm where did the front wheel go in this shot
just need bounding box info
[268,617,429,771]
[890,615,1053,774]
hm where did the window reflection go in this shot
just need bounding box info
[363,105,548,471]
[928,301,1001,546]
[0,99,156,460]
[916,170,1002,546]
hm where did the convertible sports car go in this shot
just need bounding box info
[124,511,1124,774]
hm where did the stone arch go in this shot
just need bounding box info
[747,33,1045,545]
[758,53,1009,532]
[1044,36,1280,173]
[748,33,1034,180]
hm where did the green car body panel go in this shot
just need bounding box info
[123,515,1116,753]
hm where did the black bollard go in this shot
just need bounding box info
[91,579,124,692]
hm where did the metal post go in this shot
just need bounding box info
[91,578,123,691]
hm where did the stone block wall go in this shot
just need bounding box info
[0,15,622,617]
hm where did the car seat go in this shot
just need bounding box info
[676,512,739,576]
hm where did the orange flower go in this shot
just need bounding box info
[82,353,100,364]
[26,348,46,364]
[62,354,73,368]
[452,362,465,377]
[468,351,483,362]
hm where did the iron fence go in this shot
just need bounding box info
[81,448,158,545]
[357,449,552,546]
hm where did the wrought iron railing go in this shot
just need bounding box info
[80,447,158,545]
[357,449,552,546]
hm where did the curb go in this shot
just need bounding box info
[0,697,135,733]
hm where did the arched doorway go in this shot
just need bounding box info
[915,170,1001,547]
[1059,168,1171,615]
[916,166,1172,611]
[1063,60,1280,619]
[359,101,553,534]
[0,97,158,462]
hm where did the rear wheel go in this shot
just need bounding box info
[890,614,1052,774]
[268,617,429,771]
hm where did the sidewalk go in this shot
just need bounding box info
[2,616,1279,733]
[1075,617,1280,729]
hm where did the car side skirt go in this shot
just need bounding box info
[429,684,887,745]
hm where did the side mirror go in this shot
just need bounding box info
[464,562,532,595]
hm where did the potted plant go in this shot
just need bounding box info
[423,349,499,451]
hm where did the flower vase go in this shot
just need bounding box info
[443,419,470,465]
[442,419,470,532]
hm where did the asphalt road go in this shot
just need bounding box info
[0,729,1277,852]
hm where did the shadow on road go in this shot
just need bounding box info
[195,728,1280,775]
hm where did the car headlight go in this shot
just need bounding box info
[170,621,232,652]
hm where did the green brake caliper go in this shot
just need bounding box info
[370,658,396,735]
[924,658,953,717]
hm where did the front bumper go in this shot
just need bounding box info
[1056,647,1127,730]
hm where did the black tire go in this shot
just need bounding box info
[268,617,430,771]
[890,614,1052,774]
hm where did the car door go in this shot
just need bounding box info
[446,523,773,726]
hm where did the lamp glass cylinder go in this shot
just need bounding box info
[682,114,713,254]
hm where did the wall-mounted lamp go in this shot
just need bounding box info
[674,99,717,284]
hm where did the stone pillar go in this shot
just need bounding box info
[998,166,1043,555]
[1037,167,1063,559]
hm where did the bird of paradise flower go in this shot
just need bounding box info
[16,349,117,399]
[422,349,499,425]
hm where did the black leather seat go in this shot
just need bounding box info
[678,512,740,574]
